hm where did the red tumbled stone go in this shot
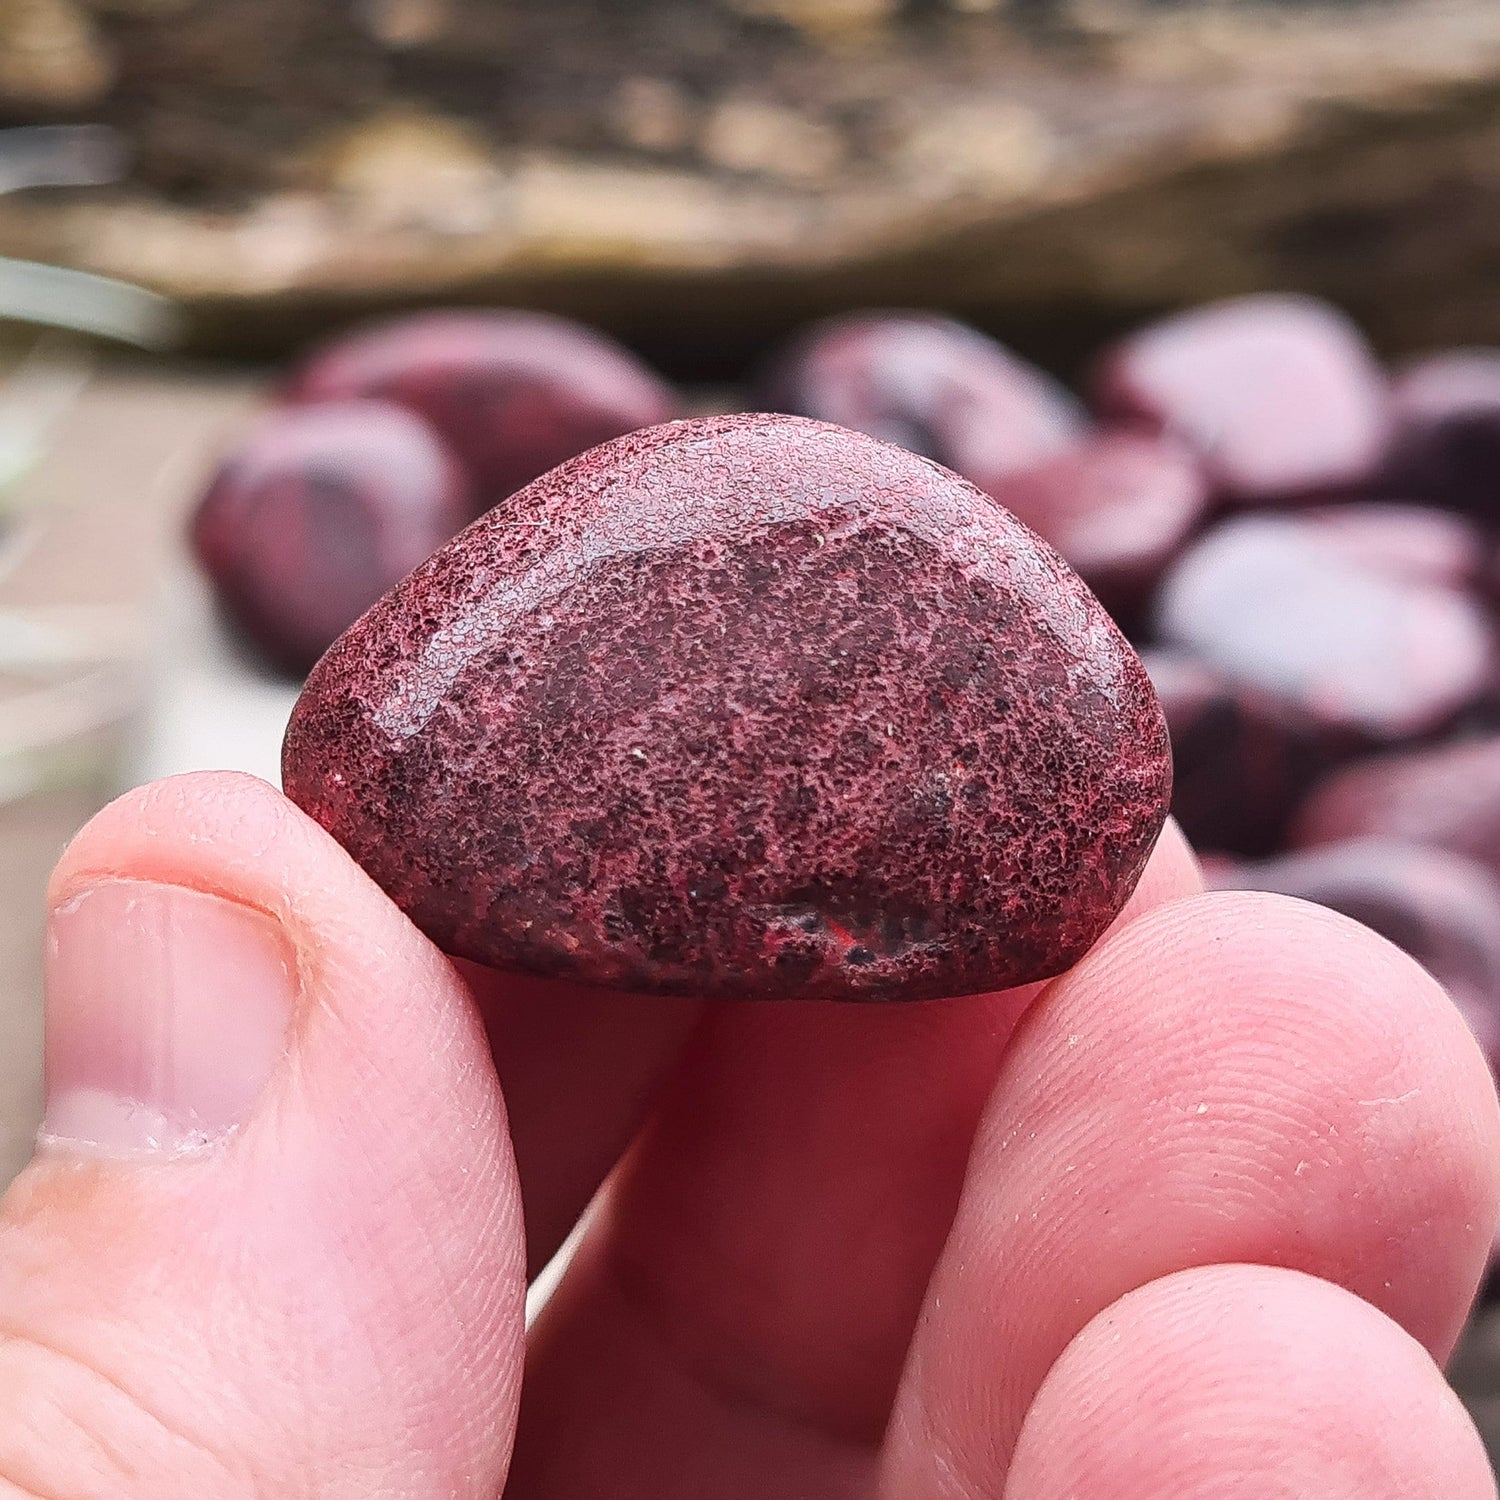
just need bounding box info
[1142,648,1324,857]
[1155,514,1495,745]
[1094,294,1388,502]
[1292,735,1500,880]
[284,309,676,507]
[1380,349,1500,518]
[758,310,1085,488]
[282,414,1171,1001]
[1290,501,1484,590]
[988,431,1207,623]
[190,399,472,677]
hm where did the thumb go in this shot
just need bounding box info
[0,772,525,1499]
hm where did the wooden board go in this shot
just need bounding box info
[2,1,1500,372]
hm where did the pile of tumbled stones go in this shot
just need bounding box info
[191,294,1500,1078]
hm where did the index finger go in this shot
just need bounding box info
[880,890,1500,1496]
[504,822,1201,1499]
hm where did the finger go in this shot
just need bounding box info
[880,891,1500,1496]
[457,961,702,1275]
[507,822,1201,1498]
[1003,1264,1495,1500]
[0,773,526,1499]
[465,811,1198,1279]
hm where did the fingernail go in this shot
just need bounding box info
[41,880,296,1155]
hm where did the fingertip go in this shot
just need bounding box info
[44,771,444,986]
[1102,889,1500,1145]
[1059,890,1500,1342]
[1008,1265,1496,1500]
[49,771,312,908]
[882,881,1500,1494]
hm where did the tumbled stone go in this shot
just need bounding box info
[1291,501,1485,589]
[1155,514,1495,745]
[1093,294,1388,503]
[1291,735,1500,880]
[988,430,1207,625]
[758,310,1085,490]
[282,413,1171,1001]
[1380,349,1500,518]
[284,309,677,507]
[1142,648,1325,858]
[190,399,472,677]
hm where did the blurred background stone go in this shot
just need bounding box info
[2,1,1500,370]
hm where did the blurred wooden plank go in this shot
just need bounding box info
[5,1,1500,373]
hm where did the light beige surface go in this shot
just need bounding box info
[0,790,89,1181]
[0,366,261,1187]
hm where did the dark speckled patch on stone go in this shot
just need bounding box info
[282,414,1172,1000]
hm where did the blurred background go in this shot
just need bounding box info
[6,0,1500,1458]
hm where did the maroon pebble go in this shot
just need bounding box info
[1290,501,1484,590]
[1219,838,1500,1067]
[758,311,1085,489]
[1291,735,1500,880]
[190,399,472,677]
[987,430,1207,624]
[1094,293,1388,502]
[284,309,676,507]
[1142,648,1325,857]
[1155,514,1495,745]
[282,414,1171,1002]
[1380,349,1500,518]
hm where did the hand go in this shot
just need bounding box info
[0,771,1495,1498]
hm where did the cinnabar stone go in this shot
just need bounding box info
[284,310,676,507]
[1291,502,1484,589]
[1380,350,1500,518]
[190,399,472,677]
[1155,515,1494,745]
[1218,838,1500,1065]
[1142,648,1325,858]
[758,311,1085,488]
[988,431,1207,624]
[1094,294,1387,502]
[1292,736,1500,880]
[282,414,1171,1001]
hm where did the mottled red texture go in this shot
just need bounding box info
[758,311,1085,489]
[190,399,472,677]
[1292,502,1484,590]
[1155,515,1495,745]
[1292,736,1500,879]
[1094,294,1388,502]
[282,414,1171,1001]
[1380,350,1500,518]
[987,431,1207,624]
[1142,648,1324,857]
[284,309,676,507]
[1221,838,1500,1066]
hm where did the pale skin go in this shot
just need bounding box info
[1,769,1498,1497]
